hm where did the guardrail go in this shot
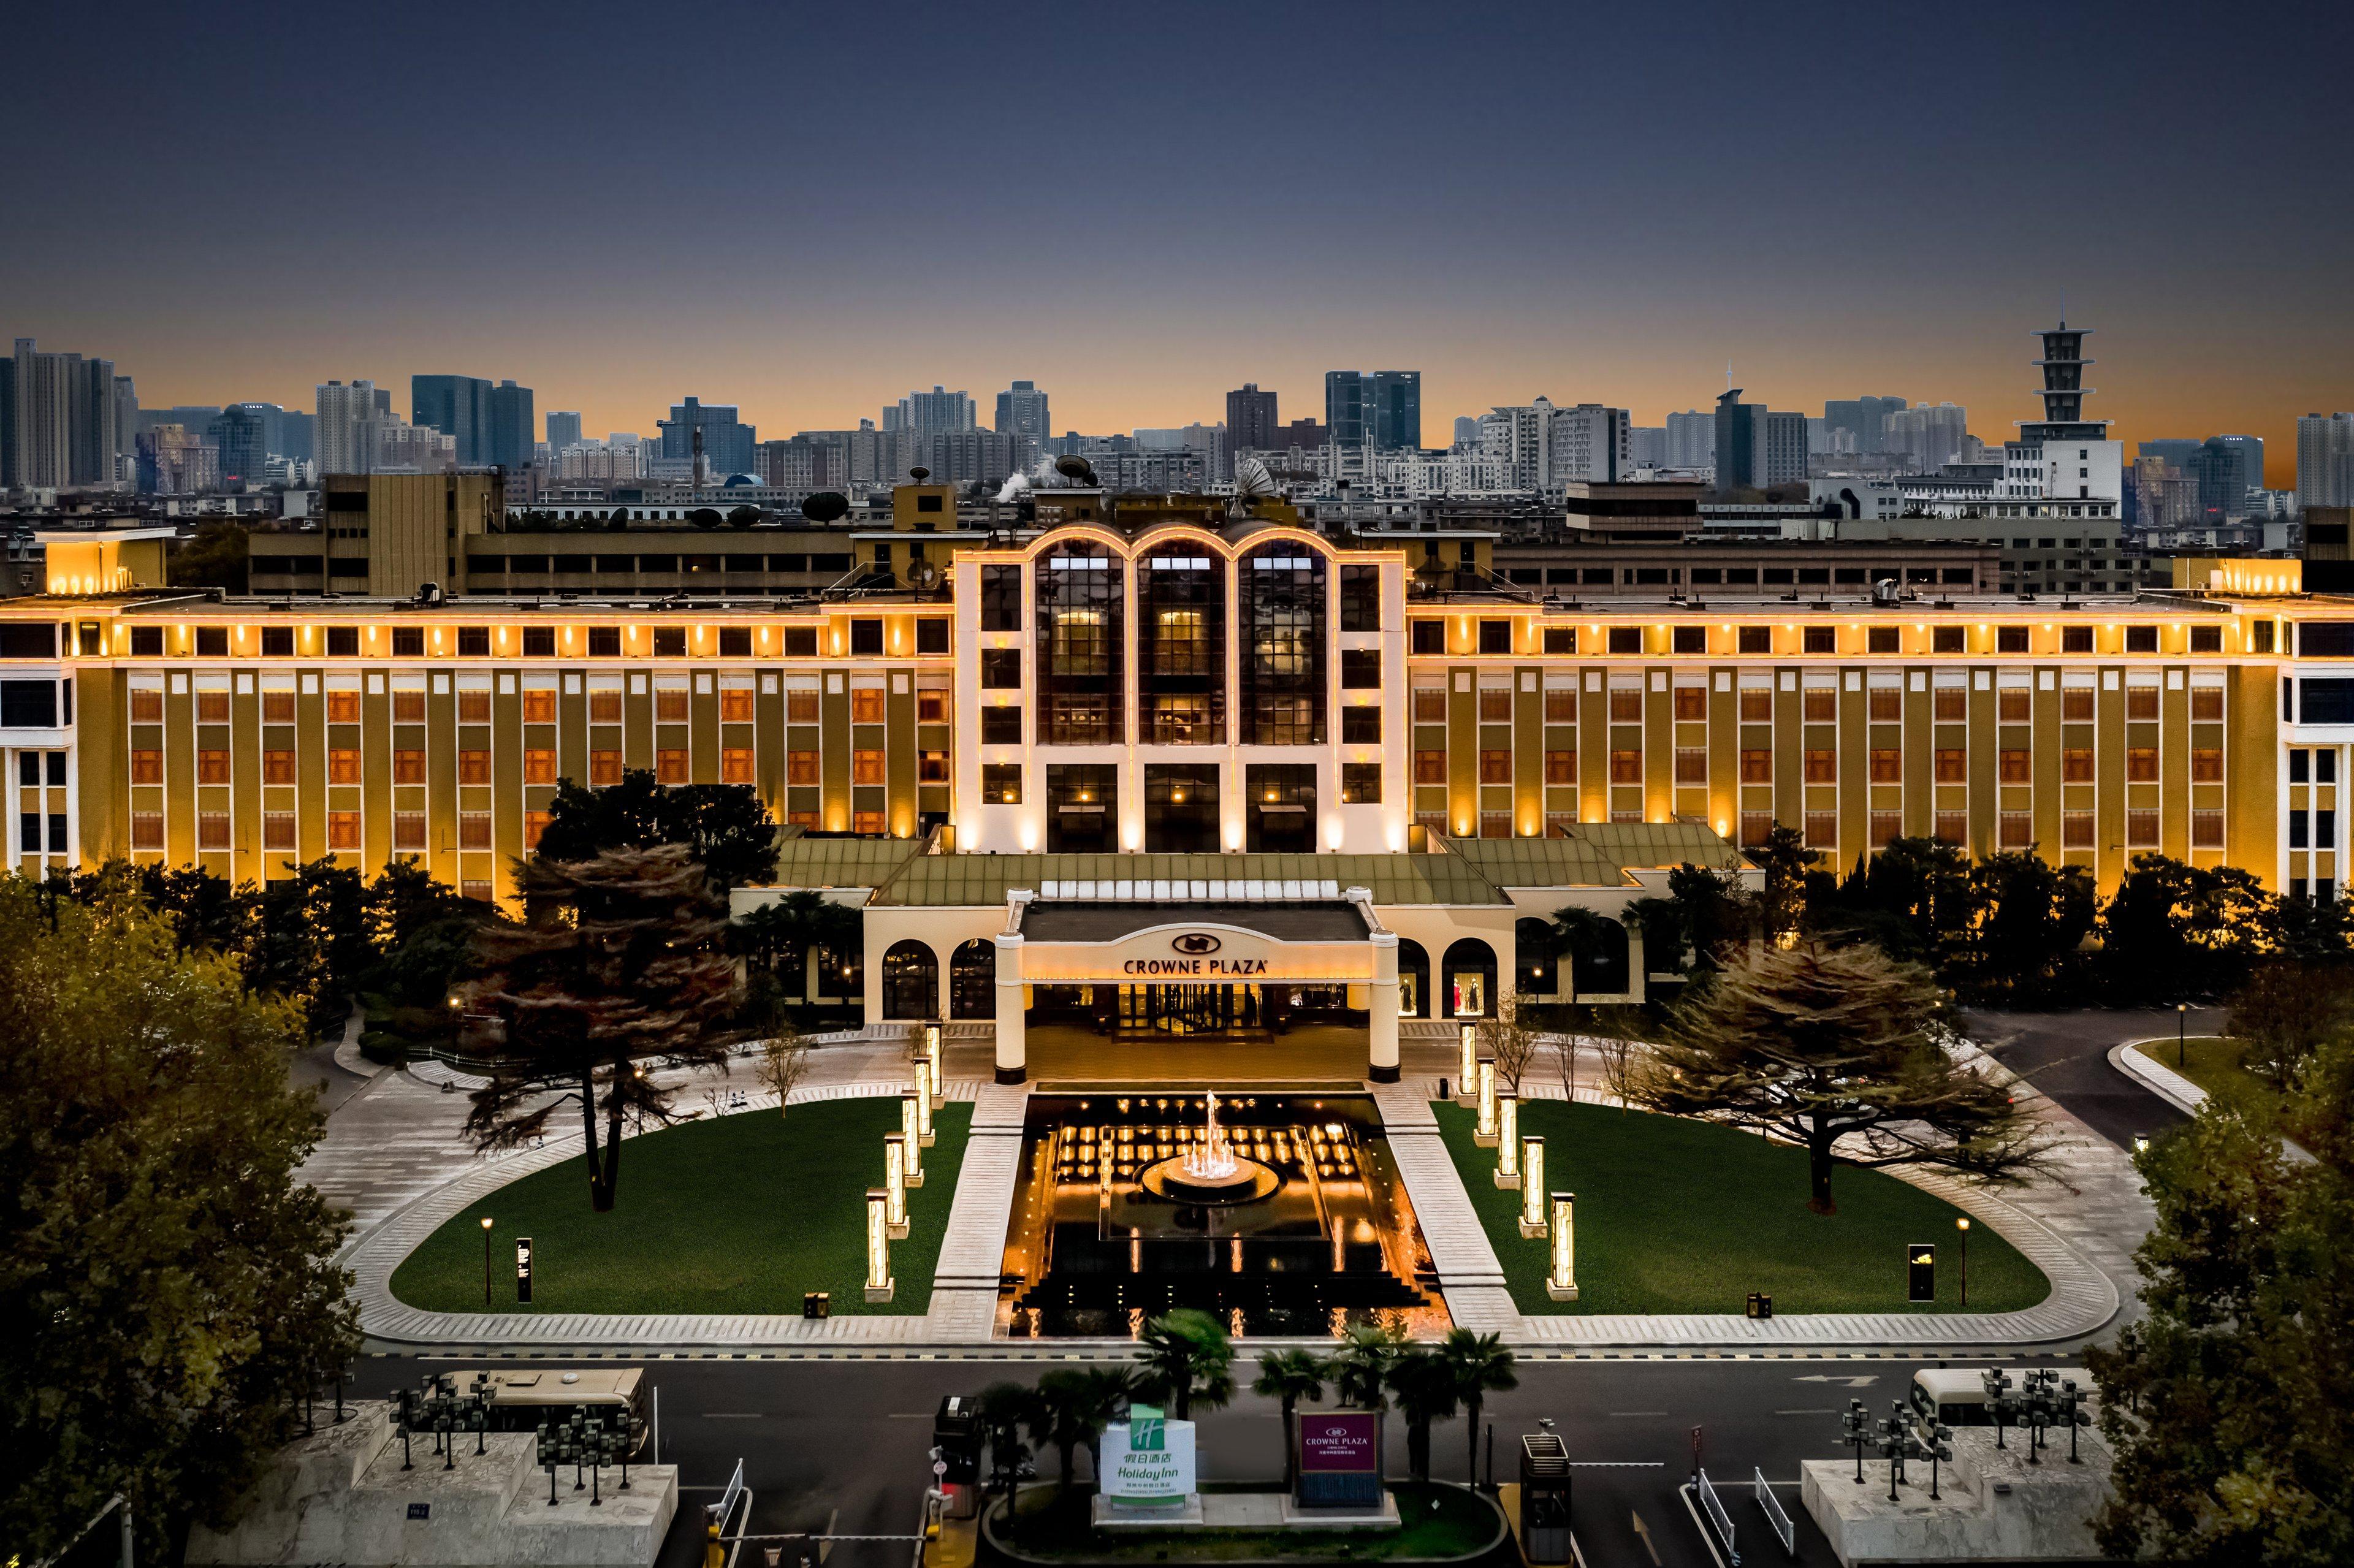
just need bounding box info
[1752,1468,1794,1556]
[1695,1469,1741,1566]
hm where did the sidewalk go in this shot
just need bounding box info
[2109,1038,2313,1164]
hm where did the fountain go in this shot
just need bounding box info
[1140,1090,1279,1204]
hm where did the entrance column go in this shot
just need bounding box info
[1368,930,1401,1083]
[993,932,1027,1084]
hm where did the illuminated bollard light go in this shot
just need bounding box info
[865,1187,894,1303]
[913,1064,935,1146]
[901,1092,925,1186]
[1458,1022,1479,1103]
[1494,1095,1521,1187]
[1475,1058,1499,1146]
[923,1022,945,1111]
[1520,1137,1548,1237]
[884,1133,910,1239]
[1547,1191,1579,1301]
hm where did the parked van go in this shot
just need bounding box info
[459,1368,650,1454]
[1910,1367,2095,1428]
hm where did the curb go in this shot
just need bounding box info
[2110,1039,2314,1164]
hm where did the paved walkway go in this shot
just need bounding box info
[2111,1038,2313,1164]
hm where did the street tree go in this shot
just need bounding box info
[1440,1330,1517,1486]
[1632,939,2052,1213]
[0,881,357,1562]
[1384,1348,1460,1482]
[458,845,744,1211]
[535,769,780,892]
[1816,837,1972,969]
[1328,1320,1406,1409]
[1252,1349,1327,1492]
[756,1025,809,1116]
[244,859,375,1034]
[1133,1309,1233,1421]
[1961,851,2098,1004]
[1031,1368,1118,1498]
[2100,854,2274,1002]
[2085,1037,2354,1566]
[2226,962,2354,1087]
[1477,994,1539,1094]
[1743,823,1818,944]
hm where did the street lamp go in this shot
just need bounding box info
[1458,1022,1478,1104]
[901,1092,925,1186]
[1955,1216,1970,1307]
[480,1216,495,1307]
[1519,1138,1547,1237]
[1547,1191,1579,1300]
[883,1133,910,1239]
[1475,1057,1498,1145]
[1495,1095,1520,1187]
[2133,1132,2151,1155]
[2177,1002,2188,1068]
[864,1187,894,1303]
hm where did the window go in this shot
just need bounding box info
[2128,807,2162,847]
[1479,620,1512,655]
[1802,626,1835,655]
[1739,748,1771,783]
[591,749,623,786]
[1805,810,1838,848]
[1609,688,1642,722]
[2063,809,2095,848]
[1997,687,2030,723]
[330,748,362,783]
[852,749,884,785]
[1479,749,1511,784]
[1933,810,1966,844]
[1544,688,1575,723]
[1804,748,1836,783]
[326,627,359,657]
[1869,748,1900,783]
[2127,747,2159,782]
[1341,763,1382,803]
[916,690,947,724]
[721,747,755,784]
[394,748,425,783]
[196,690,230,724]
[1543,626,1576,654]
[1341,706,1381,744]
[851,688,886,723]
[131,688,163,723]
[459,812,491,850]
[1802,688,1835,723]
[850,618,883,655]
[457,626,490,657]
[327,811,360,850]
[132,748,164,784]
[261,810,295,851]
[459,748,490,785]
[1932,626,1964,655]
[521,627,556,658]
[1610,749,1641,783]
[1607,627,1642,655]
[1339,565,1382,632]
[1867,687,1900,723]
[716,687,753,723]
[1673,687,1705,721]
[981,763,1023,804]
[191,626,227,657]
[589,626,622,657]
[2192,809,2224,848]
[655,687,689,723]
[1340,649,1381,689]
[787,688,819,724]
[1675,747,1707,784]
[2191,747,2223,782]
[590,687,623,723]
[392,689,425,723]
[656,748,689,783]
[1479,688,1512,722]
[1673,626,1705,655]
[1411,620,1446,655]
[2190,623,2222,653]
[1870,809,1902,847]
[392,812,426,851]
[2127,685,2159,721]
[1997,626,2029,653]
[1414,749,1447,785]
[913,749,945,783]
[1929,685,1964,723]
[1739,687,1771,723]
[1480,811,1511,839]
[981,706,1023,745]
[783,626,818,658]
[1737,626,1770,655]
[126,626,162,657]
[1867,626,1899,654]
[518,747,554,785]
[194,810,229,849]
[390,627,424,658]
[780,750,817,786]
[1998,810,2032,848]
[1740,810,1773,846]
[2125,625,2158,653]
[1933,747,1965,783]
[2062,687,2094,721]
[1998,748,2030,783]
[2062,747,2093,782]
[1414,688,1448,722]
[653,627,687,657]
[978,647,1024,691]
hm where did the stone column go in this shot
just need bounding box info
[993,932,1027,1084]
[1368,929,1401,1083]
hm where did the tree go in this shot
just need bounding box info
[458,845,744,1211]
[2100,855,2274,1002]
[1384,1348,1460,1482]
[1632,939,2052,1214]
[1549,906,1629,1000]
[1744,823,1818,945]
[1816,837,1971,969]
[1132,1309,1233,1421]
[167,519,249,592]
[1072,1366,1140,1490]
[2227,962,2354,1087]
[1961,851,2097,1005]
[244,860,375,1034]
[1477,993,1539,1094]
[1328,1320,1405,1409]
[1625,862,1755,976]
[1032,1368,1130,1498]
[976,1380,1043,1528]
[2084,1036,2354,1566]
[737,889,863,1001]
[1252,1349,1327,1493]
[756,1026,809,1116]
[1439,1330,1517,1487]
[535,770,780,893]
[368,858,481,952]
[0,880,357,1562]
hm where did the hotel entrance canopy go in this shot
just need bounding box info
[1015,901,1380,987]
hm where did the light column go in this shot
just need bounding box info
[1547,1192,1579,1300]
[901,1093,925,1186]
[994,931,1026,1084]
[884,1132,910,1239]
[864,1187,894,1303]
[1494,1095,1520,1187]
[923,1020,945,1110]
[1458,1022,1479,1103]
[1368,930,1401,1083]
[1519,1137,1547,1237]
[1474,1058,1498,1146]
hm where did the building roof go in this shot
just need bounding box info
[766,833,929,889]
[867,851,1512,908]
[1021,902,1369,943]
[1439,823,1746,886]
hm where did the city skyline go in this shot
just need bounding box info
[7,1,2350,485]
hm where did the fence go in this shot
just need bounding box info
[1753,1468,1795,1556]
[1694,1468,1741,1566]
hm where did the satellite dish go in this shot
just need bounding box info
[1054,455,1097,485]
[908,466,931,482]
[908,560,943,592]
[1233,457,1277,498]
[800,491,850,524]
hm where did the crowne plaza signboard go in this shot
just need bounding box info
[1018,925,1378,986]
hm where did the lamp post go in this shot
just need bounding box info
[1519,1138,1547,1237]
[1956,1216,1970,1307]
[901,1093,925,1186]
[480,1216,494,1307]
[1495,1094,1520,1187]
[924,1020,945,1110]
[1475,1057,1498,1145]
[1547,1191,1579,1300]
[864,1187,894,1303]
[883,1133,910,1239]
[2177,1002,2188,1068]
[1458,1022,1478,1104]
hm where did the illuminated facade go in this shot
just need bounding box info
[3,482,2345,1075]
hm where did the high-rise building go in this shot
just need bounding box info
[1326,371,1420,452]
[658,398,756,478]
[371,419,457,473]
[135,425,219,493]
[487,380,535,471]
[1626,425,1666,468]
[2298,413,2354,509]
[2193,435,2264,520]
[545,411,583,453]
[886,387,976,436]
[215,404,273,487]
[411,375,491,464]
[1274,417,1327,452]
[2138,438,2205,471]
[1452,416,1482,449]
[316,381,387,475]
[1664,409,1715,470]
[1823,395,1908,454]
[1227,384,1279,456]
[2000,322,2122,507]
[1712,390,1806,488]
[7,340,124,489]
[994,381,1051,442]
[1478,399,1628,490]
[1883,403,1970,472]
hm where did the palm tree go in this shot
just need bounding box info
[1252,1349,1328,1492]
[1329,1320,1406,1410]
[1072,1366,1141,1490]
[1384,1348,1461,1483]
[1033,1367,1135,1501]
[1439,1330,1518,1487]
[977,1380,1044,1532]
[1135,1309,1234,1421]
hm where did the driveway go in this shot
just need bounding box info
[1961,1008,2222,1151]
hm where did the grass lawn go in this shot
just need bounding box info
[994,1483,1499,1562]
[389,1098,970,1315]
[2157,1035,2283,1107]
[1433,1100,2048,1316]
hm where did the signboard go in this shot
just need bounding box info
[406,1503,432,1521]
[516,1238,533,1304]
[1100,1404,1197,1506]
[1020,926,1377,987]
[1908,1244,1936,1303]
[1297,1411,1383,1509]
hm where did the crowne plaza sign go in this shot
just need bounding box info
[1018,924,1379,986]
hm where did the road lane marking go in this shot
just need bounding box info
[1775,1408,1837,1415]
[1608,1410,1669,1417]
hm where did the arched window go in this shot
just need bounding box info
[1565,918,1630,997]
[880,940,939,1020]
[1515,918,1558,997]
[950,938,996,1021]
[1441,938,1496,1019]
[1396,938,1430,1019]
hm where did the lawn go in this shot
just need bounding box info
[993,1483,1500,1562]
[1433,1100,2048,1316]
[390,1098,971,1315]
[2157,1035,2282,1107]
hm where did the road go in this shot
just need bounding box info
[346,1350,2090,1568]
[1964,1008,2219,1151]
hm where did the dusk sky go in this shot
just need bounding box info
[11,0,2352,481]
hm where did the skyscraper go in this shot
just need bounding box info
[1325,370,1420,452]
[1883,402,1970,472]
[1226,384,1278,453]
[887,387,976,435]
[1478,399,1628,489]
[545,411,583,452]
[316,380,387,474]
[411,375,491,463]
[2195,435,2264,519]
[487,380,535,470]
[215,404,273,486]
[658,398,756,476]
[1823,395,1908,454]
[994,381,1051,443]
[1664,409,1715,470]
[2298,414,2354,508]
[11,340,78,489]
